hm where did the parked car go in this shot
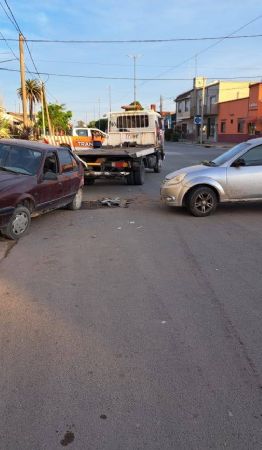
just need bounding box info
[161,138,262,216]
[0,139,84,239]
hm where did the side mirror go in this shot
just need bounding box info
[43,171,58,181]
[231,158,245,168]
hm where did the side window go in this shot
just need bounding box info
[76,129,88,137]
[242,145,262,166]
[43,152,58,174]
[59,149,77,173]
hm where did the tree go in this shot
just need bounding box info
[0,113,10,138]
[77,120,85,127]
[95,118,108,132]
[87,120,96,128]
[17,79,42,121]
[37,103,72,133]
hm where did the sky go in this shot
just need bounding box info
[0,0,262,124]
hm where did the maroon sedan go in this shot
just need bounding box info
[0,139,84,239]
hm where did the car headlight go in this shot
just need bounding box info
[165,173,186,186]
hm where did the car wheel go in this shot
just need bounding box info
[2,206,31,240]
[187,186,217,217]
[133,162,145,185]
[68,188,83,210]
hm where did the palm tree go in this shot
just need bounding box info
[17,79,42,121]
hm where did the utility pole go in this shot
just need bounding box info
[42,83,53,136]
[200,77,206,145]
[160,95,163,115]
[40,82,46,136]
[98,97,101,130]
[19,33,27,126]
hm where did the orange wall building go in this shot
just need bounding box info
[218,83,262,143]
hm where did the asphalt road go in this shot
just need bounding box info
[1,142,262,449]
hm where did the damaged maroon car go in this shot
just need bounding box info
[0,139,84,239]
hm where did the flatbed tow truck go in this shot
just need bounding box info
[45,108,164,185]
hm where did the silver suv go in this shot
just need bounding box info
[161,138,262,216]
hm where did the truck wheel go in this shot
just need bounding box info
[84,178,95,185]
[2,206,31,240]
[154,158,162,173]
[133,162,145,185]
[126,173,134,185]
[67,188,83,210]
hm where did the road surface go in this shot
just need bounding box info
[1,142,262,449]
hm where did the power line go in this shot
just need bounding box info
[0,0,18,30]
[149,14,262,81]
[0,57,16,63]
[0,66,261,81]
[0,33,262,44]
[1,0,60,103]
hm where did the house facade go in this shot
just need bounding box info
[175,79,250,142]
[175,89,194,139]
[217,83,262,143]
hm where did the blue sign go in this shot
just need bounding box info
[194,115,202,125]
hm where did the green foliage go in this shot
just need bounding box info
[95,118,108,132]
[37,103,72,133]
[0,114,10,138]
[17,79,42,121]
[87,120,96,128]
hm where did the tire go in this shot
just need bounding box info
[67,188,83,210]
[154,158,162,173]
[2,206,31,240]
[126,172,134,185]
[187,186,218,217]
[84,178,95,185]
[133,162,145,185]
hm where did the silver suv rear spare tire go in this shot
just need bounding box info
[68,188,83,210]
[187,186,217,217]
[2,206,31,240]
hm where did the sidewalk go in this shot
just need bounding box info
[172,140,232,149]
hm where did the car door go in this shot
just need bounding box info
[226,144,262,199]
[35,151,63,210]
[57,148,80,201]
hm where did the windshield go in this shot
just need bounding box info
[212,142,251,166]
[0,144,42,175]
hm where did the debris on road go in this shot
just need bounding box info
[81,198,133,210]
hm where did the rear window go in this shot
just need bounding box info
[116,115,149,129]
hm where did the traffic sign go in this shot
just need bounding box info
[194,115,202,125]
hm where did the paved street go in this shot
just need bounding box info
[1,142,262,449]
